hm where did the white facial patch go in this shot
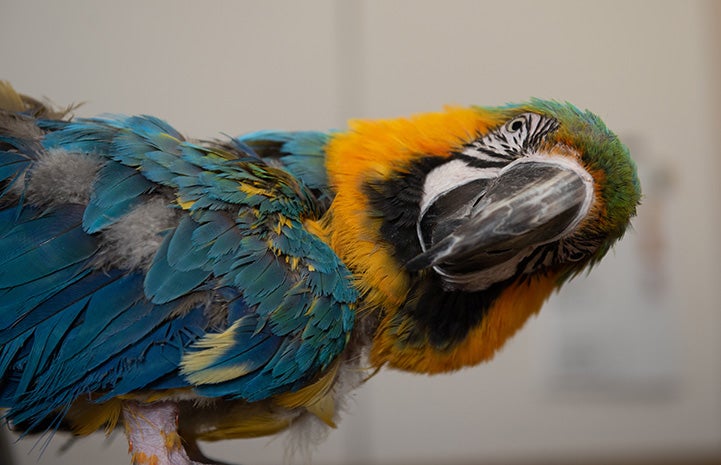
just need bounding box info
[420,159,500,215]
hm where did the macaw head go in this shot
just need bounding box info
[318,100,640,374]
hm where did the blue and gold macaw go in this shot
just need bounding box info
[0,81,640,465]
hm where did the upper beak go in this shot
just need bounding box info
[406,158,593,274]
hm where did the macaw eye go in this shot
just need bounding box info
[508,118,524,132]
[460,112,559,163]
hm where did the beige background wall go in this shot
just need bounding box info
[1,1,720,464]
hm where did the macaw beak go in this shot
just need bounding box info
[407,158,594,275]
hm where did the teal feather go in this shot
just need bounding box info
[137,154,178,185]
[41,118,116,154]
[110,116,183,166]
[209,228,243,257]
[0,268,93,341]
[83,201,131,233]
[0,206,98,289]
[0,151,29,183]
[25,276,155,409]
[89,163,151,208]
[0,206,18,235]
[14,302,84,395]
[83,162,154,232]
[0,206,83,263]
[184,316,282,382]
[235,130,331,193]
[167,216,211,271]
[267,293,307,336]
[97,305,207,399]
[0,332,30,381]
[0,226,96,288]
[48,274,145,365]
[0,264,91,332]
[144,229,212,304]
[191,211,240,258]
[145,149,201,179]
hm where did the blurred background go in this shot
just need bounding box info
[1,1,720,464]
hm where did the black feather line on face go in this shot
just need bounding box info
[455,153,508,169]
[363,156,446,264]
[463,112,560,163]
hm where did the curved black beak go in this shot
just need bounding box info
[407,158,593,274]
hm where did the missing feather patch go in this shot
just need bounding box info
[92,196,179,271]
[22,149,103,207]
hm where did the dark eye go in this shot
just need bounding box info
[509,119,524,132]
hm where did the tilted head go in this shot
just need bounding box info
[319,99,641,373]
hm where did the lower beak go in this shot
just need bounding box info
[407,158,593,274]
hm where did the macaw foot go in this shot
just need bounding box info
[122,401,232,465]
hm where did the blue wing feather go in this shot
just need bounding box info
[0,106,358,433]
[0,263,91,333]
[0,333,31,391]
[83,163,154,232]
[14,303,84,395]
[0,151,30,183]
[98,306,208,399]
[167,216,211,271]
[144,229,213,304]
